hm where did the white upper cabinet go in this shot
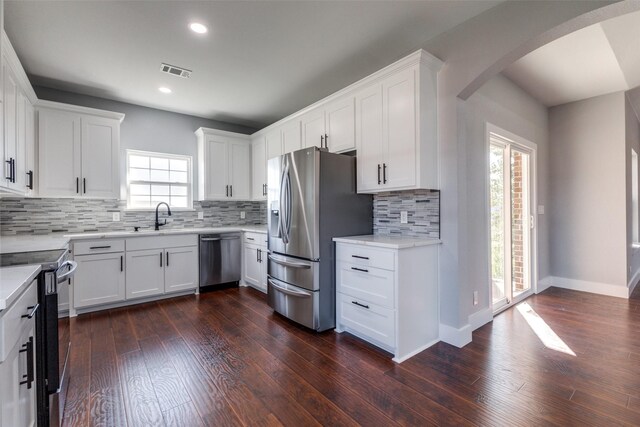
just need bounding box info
[196,127,251,201]
[37,102,124,199]
[2,60,18,191]
[251,136,267,200]
[325,96,356,153]
[301,108,325,149]
[24,99,35,195]
[265,128,282,160]
[355,84,384,192]
[281,120,302,154]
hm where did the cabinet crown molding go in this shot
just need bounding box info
[195,127,251,140]
[35,100,125,123]
[2,30,37,104]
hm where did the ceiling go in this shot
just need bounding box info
[4,1,500,130]
[503,10,640,108]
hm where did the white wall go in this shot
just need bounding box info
[625,93,640,288]
[462,74,549,320]
[549,92,627,288]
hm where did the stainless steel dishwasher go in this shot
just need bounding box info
[199,233,241,291]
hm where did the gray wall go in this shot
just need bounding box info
[549,92,627,288]
[625,94,640,285]
[34,86,256,199]
[462,74,549,320]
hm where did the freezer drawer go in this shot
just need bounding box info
[267,252,319,291]
[267,276,319,330]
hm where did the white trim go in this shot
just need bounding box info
[69,289,196,317]
[628,269,640,295]
[537,276,553,293]
[392,338,440,363]
[468,307,493,331]
[36,99,125,122]
[2,31,37,104]
[546,276,629,299]
[195,127,251,140]
[251,49,442,138]
[439,323,472,348]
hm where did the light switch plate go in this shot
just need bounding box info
[240,211,246,219]
[473,291,479,306]
[537,205,545,215]
[197,211,204,220]
[112,212,120,221]
[400,211,408,224]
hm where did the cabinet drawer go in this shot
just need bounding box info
[336,243,395,271]
[244,232,267,247]
[74,239,125,255]
[337,262,394,309]
[126,234,197,251]
[0,280,38,362]
[337,293,395,349]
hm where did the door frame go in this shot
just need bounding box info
[485,123,538,315]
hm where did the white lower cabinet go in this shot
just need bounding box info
[242,232,268,292]
[74,252,126,308]
[126,249,165,299]
[335,240,439,362]
[164,246,199,293]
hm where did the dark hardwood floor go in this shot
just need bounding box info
[62,285,640,426]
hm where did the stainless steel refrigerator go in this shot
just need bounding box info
[267,146,372,331]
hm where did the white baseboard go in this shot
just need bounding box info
[628,269,640,296]
[547,276,629,299]
[468,307,493,331]
[393,338,440,363]
[537,276,553,293]
[439,323,472,348]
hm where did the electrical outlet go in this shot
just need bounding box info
[538,205,545,215]
[197,211,204,220]
[473,291,479,306]
[240,211,246,219]
[400,211,408,224]
[112,212,120,222]
[166,218,173,223]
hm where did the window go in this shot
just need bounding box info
[633,149,639,244]
[126,150,192,209]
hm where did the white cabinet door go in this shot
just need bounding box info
[301,108,325,149]
[243,244,262,287]
[355,84,384,193]
[17,325,36,427]
[164,246,198,293]
[252,137,267,200]
[229,141,251,199]
[265,129,282,161]
[38,109,81,197]
[203,137,228,199]
[24,100,35,195]
[326,97,355,153]
[0,324,36,427]
[281,120,301,154]
[81,116,119,198]
[2,61,17,190]
[14,89,26,191]
[383,66,416,189]
[73,252,126,308]
[126,249,165,300]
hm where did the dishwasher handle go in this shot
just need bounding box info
[200,236,240,242]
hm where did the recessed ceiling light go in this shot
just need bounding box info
[189,22,208,34]
[158,87,172,94]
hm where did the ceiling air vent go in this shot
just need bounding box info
[160,63,192,78]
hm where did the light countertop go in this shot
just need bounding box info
[333,235,441,249]
[0,225,267,254]
[0,264,41,311]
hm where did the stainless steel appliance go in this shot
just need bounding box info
[199,233,241,290]
[0,248,77,427]
[267,147,372,331]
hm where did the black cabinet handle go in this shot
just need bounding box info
[5,159,12,181]
[90,245,111,250]
[320,135,324,148]
[351,267,369,273]
[166,251,169,267]
[83,178,86,194]
[225,185,229,197]
[11,158,15,183]
[263,183,267,196]
[160,252,163,267]
[383,163,387,184]
[19,337,34,389]
[352,301,369,309]
[120,255,123,272]
[256,248,260,263]
[324,134,329,150]
[247,237,255,241]
[230,185,233,197]
[76,177,79,194]
[377,164,381,185]
[26,171,33,189]
[351,255,369,260]
[259,249,262,262]
[21,304,39,319]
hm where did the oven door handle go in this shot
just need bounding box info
[268,279,312,298]
[57,260,78,284]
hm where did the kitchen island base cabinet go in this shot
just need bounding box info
[335,241,439,363]
[73,252,126,308]
[125,249,165,300]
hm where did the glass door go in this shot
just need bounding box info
[490,132,534,313]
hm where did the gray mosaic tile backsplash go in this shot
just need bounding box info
[0,198,267,235]
[373,190,440,238]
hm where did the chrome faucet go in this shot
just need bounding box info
[154,202,172,231]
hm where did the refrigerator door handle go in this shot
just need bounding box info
[268,254,311,269]
[268,279,312,297]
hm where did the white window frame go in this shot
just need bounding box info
[125,149,194,211]
[632,149,639,245]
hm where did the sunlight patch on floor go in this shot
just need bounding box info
[516,302,576,356]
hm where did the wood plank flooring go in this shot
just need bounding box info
[62,285,640,426]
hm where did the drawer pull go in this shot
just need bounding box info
[351,267,369,273]
[352,301,370,309]
[351,255,369,260]
[90,245,112,250]
[21,304,39,319]
[247,237,255,240]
